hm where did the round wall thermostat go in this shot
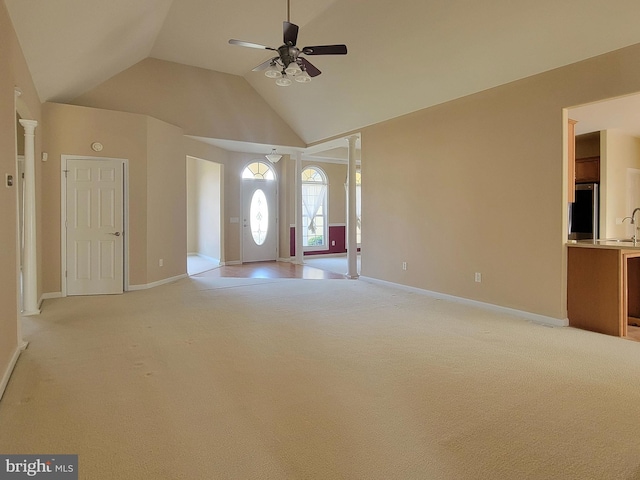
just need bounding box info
[91,142,103,152]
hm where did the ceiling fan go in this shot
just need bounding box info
[228,0,347,86]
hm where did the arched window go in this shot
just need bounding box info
[242,161,275,180]
[302,166,328,250]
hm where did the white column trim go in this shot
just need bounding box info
[346,135,359,279]
[294,152,304,264]
[19,119,39,316]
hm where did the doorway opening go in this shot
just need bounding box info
[186,156,223,275]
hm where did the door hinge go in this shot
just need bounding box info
[63,169,69,178]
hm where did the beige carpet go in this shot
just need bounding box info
[2,275,640,479]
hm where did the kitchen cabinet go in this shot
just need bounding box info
[567,243,640,336]
[575,156,600,183]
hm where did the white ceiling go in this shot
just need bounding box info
[570,92,640,138]
[7,0,640,149]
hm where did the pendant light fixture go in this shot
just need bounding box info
[265,148,282,163]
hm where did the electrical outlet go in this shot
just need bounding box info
[402,261,407,271]
[331,240,336,246]
[5,174,13,188]
[159,259,163,267]
[475,272,482,283]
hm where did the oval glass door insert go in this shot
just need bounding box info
[250,189,269,245]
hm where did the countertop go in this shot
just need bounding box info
[567,239,640,250]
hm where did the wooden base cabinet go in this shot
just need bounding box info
[567,246,640,337]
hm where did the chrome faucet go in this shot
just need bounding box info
[630,208,640,244]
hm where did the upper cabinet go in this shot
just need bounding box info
[575,156,600,183]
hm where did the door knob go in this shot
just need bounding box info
[109,232,121,236]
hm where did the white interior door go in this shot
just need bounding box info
[242,179,277,262]
[66,158,124,295]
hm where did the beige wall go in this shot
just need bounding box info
[146,117,187,283]
[42,103,187,289]
[361,42,640,319]
[600,130,640,239]
[0,1,42,389]
[183,139,235,262]
[42,103,149,290]
[72,58,305,148]
[186,157,222,261]
[186,158,199,253]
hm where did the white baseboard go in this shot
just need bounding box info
[0,346,23,402]
[360,276,569,328]
[128,273,188,291]
[188,253,220,264]
[221,260,241,266]
[305,252,349,259]
[39,292,63,308]
[277,257,292,263]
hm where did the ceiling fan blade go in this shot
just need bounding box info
[252,57,279,72]
[283,21,299,46]
[229,39,276,51]
[299,57,321,77]
[302,44,348,55]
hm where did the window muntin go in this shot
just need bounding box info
[242,161,275,180]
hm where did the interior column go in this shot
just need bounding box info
[19,119,39,316]
[347,135,359,279]
[294,151,304,265]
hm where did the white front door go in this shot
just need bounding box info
[242,179,277,262]
[66,158,124,295]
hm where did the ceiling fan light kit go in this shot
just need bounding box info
[264,65,282,78]
[229,0,347,87]
[294,71,312,83]
[284,61,301,76]
[275,77,292,87]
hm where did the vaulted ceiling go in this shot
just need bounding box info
[6,0,640,147]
